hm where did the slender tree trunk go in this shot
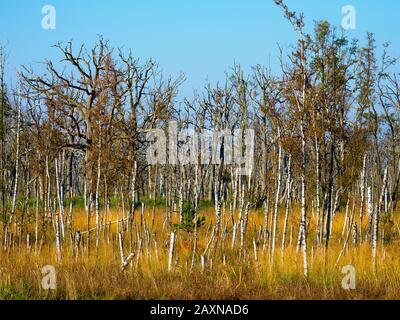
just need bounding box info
[300,120,309,277]
[359,154,367,241]
[271,129,282,261]
[372,168,388,265]
[281,156,292,255]
[6,90,21,248]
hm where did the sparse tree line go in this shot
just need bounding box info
[0,1,399,276]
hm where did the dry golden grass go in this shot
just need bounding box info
[0,205,399,300]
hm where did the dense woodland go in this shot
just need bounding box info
[0,1,399,295]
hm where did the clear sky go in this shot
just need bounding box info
[1,0,399,97]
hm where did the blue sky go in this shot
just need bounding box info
[1,0,399,97]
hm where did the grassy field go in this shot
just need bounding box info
[0,204,399,300]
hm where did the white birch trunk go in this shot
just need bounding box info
[281,156,292,255]
[262,197,270,253]
[7,89,21,244]
[271,130,282,260]
[55,157,65,240]
[372,168,388,262]
[168,232,175,272]
[359,154,367,241]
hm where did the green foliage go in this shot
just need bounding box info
[197,199,214,209]
[174,203,205,233]
[134,197,166,209]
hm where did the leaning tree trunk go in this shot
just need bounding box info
[281,155,292,255]
[6,92,21,248]
[271,128,282,262]
[372,167,388,266]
